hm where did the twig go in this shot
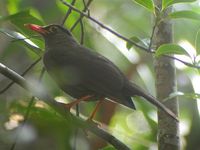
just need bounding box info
[147,16,198,69]
[60,0,200,69]
[70,0,94,31]
[61,0,77,26]
[0,63,131,150]
[82,0,87,8]
[80,19,84,44]
[60,0,155,52]
[149,18,158,51]
[164,55,200,69]
[0,57,41,94]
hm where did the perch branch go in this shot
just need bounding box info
[0,62,130,150]
[0,57,41,94]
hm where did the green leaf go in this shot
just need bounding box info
[162,0,174,10]
[0,10,45,52]
[155,44,190,57]
[162,0,197,10]
[1,10,44,35]
[0,28,43,55]
[126,36,148,50]
[169,10,200,21]
[132,0,155,12]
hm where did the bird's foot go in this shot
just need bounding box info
[64,103,73,111]
[64,95,94,111]
[64,95,93,111]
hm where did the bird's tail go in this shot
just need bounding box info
[125,82,179,122]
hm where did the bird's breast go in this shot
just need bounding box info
[43,51,83,86]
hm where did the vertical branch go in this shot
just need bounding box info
[153,1,180,150]
[79,19,85,44]
[61,0,76,26]
[70,0,94,31]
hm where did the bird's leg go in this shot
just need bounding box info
[87,98,104,121]
[64,95,93,110]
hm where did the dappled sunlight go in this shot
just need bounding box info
[178,40,196,58]
[180,119,191,149]
[148,111,158,122]
[175,40,196,69]
[91,22,140,64]
[137,64,156,95]
[34,100,46,108]
[109,109,155,149]
[1,0,200,149]
[4,114,24,130]
[126,111,151,134]
[54,96,69,104]
[189,75,200,115]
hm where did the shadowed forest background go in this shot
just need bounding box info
[0,0,200,150]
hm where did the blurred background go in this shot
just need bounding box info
[0,0,200,149]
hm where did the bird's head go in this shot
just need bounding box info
[25,24,77,48]
[25,24,72,37]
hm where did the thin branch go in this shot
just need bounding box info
[0,62,131,150]
[79,0,86,45]
[70,0,94,31]
[80,19,85,44]
[61,0,77,26]
[0,57,41,94]
[82,0,87,8]
[60,0,200,69]
[164,55,200,69]
[59,0,157,52]
[149,18,158,51]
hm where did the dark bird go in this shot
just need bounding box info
[25,24,178,121]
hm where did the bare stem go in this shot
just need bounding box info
[70,0,94,31]
[61,0,77,26]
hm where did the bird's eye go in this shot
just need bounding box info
[49,26,58,33]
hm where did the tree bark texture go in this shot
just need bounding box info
[153,0,180,150]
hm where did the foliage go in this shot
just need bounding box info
[0,0,200,150]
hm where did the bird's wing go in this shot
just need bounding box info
[44,46,126,97]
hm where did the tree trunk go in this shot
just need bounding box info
[153,1,180,150]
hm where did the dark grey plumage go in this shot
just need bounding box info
[27,24,178,121]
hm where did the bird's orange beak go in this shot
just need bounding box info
[24,24,48,34]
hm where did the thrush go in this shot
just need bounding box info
[25,24,178,121]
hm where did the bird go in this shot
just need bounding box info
[25,24,178,121]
